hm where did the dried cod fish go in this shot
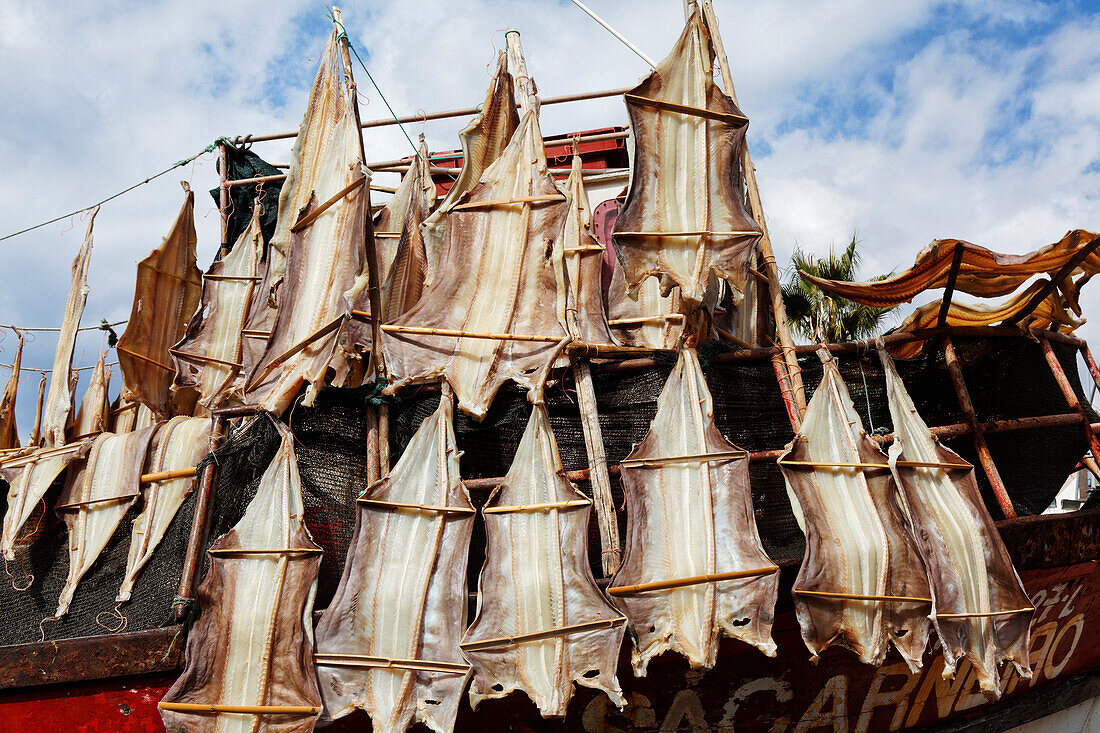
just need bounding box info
[779,350,932,670]
[0,330,22,451]
[160,421,322,733]
[112,400,158,435]
[239,29,347,386]
[67,349,110,443]
[383,110,569,419]
[341,140,435,374]
[421,52,519,283]
[42,207,97,448]
[613,7,760,306]
[117,416,213,603]
[171,207,262,410]
[462,404,625,717]
[877,344,1032,694]
[607,265,684,350]
[610,348,777,674]
[314,394,474,732]
[0,442,90,562]
[55,425,157,616]
[554,154,616,345]
[117,182,203,417]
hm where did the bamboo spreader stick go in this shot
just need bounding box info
[620,450,747,468]
[313,653,471,674]
[795,589,933,604]
[460,616,627,651]
[482,499,591,514]
[358,498,476,515]
[158,702,321,715]
[573,360,622,576]
[608,566,779,596]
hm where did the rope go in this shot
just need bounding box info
[0,319,127,334]
[0,144,217,244]
[854,340,877,433]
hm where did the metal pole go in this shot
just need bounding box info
[569,0,657,69]
[173,417,224,622]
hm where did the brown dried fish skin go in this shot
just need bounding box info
[612,348,777,674]
[171,208,262,411]
[462,405,625,717]
[421,52,519,284]
[67,349,110,442]
[160,424,322,733]
[613,7,759,307]
[383,111,569,420]
[779,355,932,670]
[315,395,473,732]
[879,346,1032,695]
[0,330,23,450]
[117,183,203,418]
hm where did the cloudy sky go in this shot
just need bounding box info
[0,0,1098,430]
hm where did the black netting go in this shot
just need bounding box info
[0,335,1092,647]
[209,144,283,250]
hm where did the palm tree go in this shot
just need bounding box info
[781,237,896,343]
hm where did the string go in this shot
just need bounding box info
[0,144,218,244]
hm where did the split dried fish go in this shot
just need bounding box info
[779,350,932,670]
[613,6,759,306]
[314,394,474,732]
[42,207,97,448]
[878,344,1032,694]
[117,416,213,603]
[117,182,203,418]
[0,442,90,562]
[607,265,684,350]
[420,52,518,283]
[0,330,22,451]
[55,425,157,617]
[160,420,323,733]
[462,404,625,717]
[67,349,110,443]
[554,154,617,345]
[243,52,367,414]
[383,110,569,419]
[171,207,262,410]
[611,348,778,674]
[239,29,347,387]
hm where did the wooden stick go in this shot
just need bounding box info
[241,330,271,339]
[158,702,320,715]
[943,336,1016,518]
[222,173,286,189]
[357,498,475,515]
[379,324,562,343]
[244,316,345,391]
[935,242,965,329]
[936,607,1034,619]
[55,493,139,511]
[461,616,627,651]
[174,417,224,623]
[624,93,748,125]
[563,245,605,254]
[203,274,262,282]
[778,460,970,470]
[483,499,591,514]
[116,346,174,373]
[608,566,778,596]
[452,195,566,211]
[168,348,242,370]
[313,653,470,674]
[700,0,805,412]
[207,547,324,556]
[1005,233,1100,325]
[0,442,86,469]
[795,589,933,604]
[289,176,366,234]
[615,230,761,237]
[573,360,621,576]
[373,232,402,238]
[607,314,685,326]
[231,87,632,144]
[141,467,199,483]
[620,450,747,468]
[1040,336,1100,468]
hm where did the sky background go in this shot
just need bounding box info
[0,0,1098,432]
